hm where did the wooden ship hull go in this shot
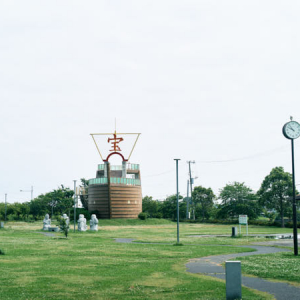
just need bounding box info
[88,163,142,219]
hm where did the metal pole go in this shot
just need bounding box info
[291,139,298,255]
[188,161,194,220]
[186,180,189,219]
[73,180,76,233]
[31,186,33,200]
[174,159,180,244]
[5,193,7,223]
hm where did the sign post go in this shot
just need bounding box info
[239,215,248,236]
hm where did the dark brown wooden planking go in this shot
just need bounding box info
[88,184,142,219]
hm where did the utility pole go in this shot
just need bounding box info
[174,159,180,244]
[5,194,7,223]
[187,161,195,220]
[73,180,77,233]
[186,180,190,219]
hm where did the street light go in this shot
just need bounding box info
[20,186,33,200]
[48,199,58,219]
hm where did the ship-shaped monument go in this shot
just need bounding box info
[88,130,142,218]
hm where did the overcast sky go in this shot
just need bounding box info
[1,1,300,203]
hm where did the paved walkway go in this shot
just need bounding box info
[186,245,300,300]
[115,238,300,300]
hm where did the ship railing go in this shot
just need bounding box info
[89,177,141,186]
[97,164,140,171]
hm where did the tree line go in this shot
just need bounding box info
[0,167,299,228]
[0,185,76,222]
[142,166,299,228]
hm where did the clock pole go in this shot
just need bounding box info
[283,116,300,256]
[291,137,298,255]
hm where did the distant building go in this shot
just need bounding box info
[87,130,142,219]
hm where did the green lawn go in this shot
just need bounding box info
[237,252,300,284]
[0,220,292,299]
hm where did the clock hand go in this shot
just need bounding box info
[288,125,295,131]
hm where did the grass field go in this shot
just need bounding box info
[0,220,295,299]
[237,252,300,284]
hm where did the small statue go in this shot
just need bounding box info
[62,213,69,225]
[90,214,98,231]
[78,214,87,232]
[43,214,51,230]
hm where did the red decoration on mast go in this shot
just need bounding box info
[107,132,124,152]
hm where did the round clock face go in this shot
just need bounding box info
[283,121,300,139]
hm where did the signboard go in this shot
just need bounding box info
[239,215,248,225]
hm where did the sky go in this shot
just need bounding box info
[1,1,300,203]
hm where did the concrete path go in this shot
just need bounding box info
[186,245,300,300]
[115,238,300,300]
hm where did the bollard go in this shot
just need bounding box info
[0,222,4,228]
[231,227,238,237]
[226,261,242,300]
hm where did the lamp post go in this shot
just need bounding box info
[174,159,180,244]
[49,198,57,219]
[20,186,33,200]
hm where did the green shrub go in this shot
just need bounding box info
[285,221,300,228]
[152,212,163,219]
[248,219,273,226]
[70,208,91,220]
[138,212,148,220]
[0,249,5,255]
[57,216,69,238]
[7,214,18,221]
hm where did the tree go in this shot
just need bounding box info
[29,185,74,220]
[160,194,184,220]
[58,216,69,238]
[142,196,162,218]
[258,167,295,228]
[29,196,49,219]
[51,185,74,216]
[192,186,215,221]
[218,182,260,220]
[79,178,89,210]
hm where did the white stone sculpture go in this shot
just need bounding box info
[43,214,51,230]
[78,214,87,232]
[62,213,69,225]
[90,214,98,231]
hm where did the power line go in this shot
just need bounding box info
[143,169,174,178]
[196,146,288,164]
